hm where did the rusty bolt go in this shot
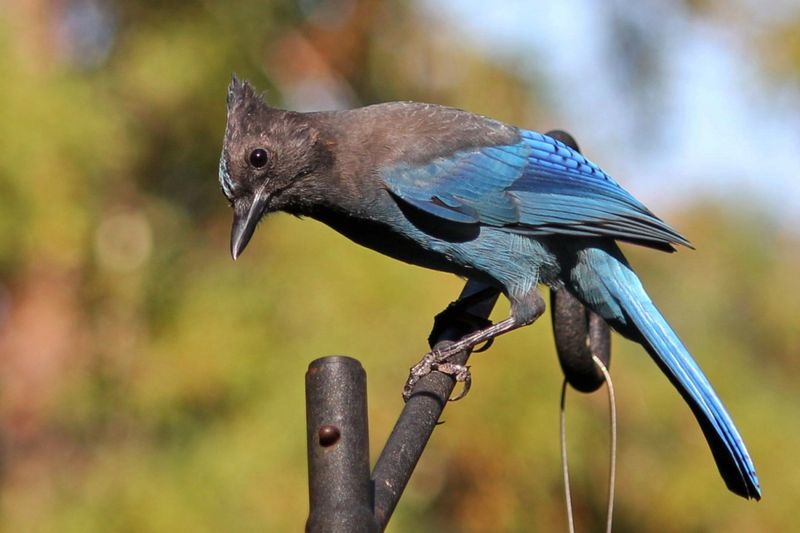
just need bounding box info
[318,425,341,447]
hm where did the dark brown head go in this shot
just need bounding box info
[219,76,334,259]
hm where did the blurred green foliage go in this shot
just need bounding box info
[1,1,799,531]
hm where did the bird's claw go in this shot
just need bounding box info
[403,348,473,402]
[437,362,472,401]
[403,352,437,400]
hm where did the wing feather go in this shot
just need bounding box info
[382,129,691,251]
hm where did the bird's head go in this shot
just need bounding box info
[219,76,334,259]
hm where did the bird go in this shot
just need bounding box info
[218,76,760,500]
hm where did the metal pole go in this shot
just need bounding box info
[306,356,379,533]
[371,280,500,528]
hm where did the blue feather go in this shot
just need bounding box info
[572,246,761,499]
[382,129,692,250]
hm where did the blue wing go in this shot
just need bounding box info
[382,130,690,251]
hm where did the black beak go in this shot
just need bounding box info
[230,189,270,260]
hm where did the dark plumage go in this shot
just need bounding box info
[218,77,760,500]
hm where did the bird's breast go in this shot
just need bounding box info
[311,205,490,280]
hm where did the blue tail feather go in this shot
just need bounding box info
[575,247,761,499]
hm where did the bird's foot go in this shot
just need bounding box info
[402,344,472,402]
[403,316,521,402]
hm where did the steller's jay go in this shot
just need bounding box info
[218,77,760,500]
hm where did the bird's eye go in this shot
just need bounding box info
[249,148,269,168]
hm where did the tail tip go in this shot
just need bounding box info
[727,473,761,501]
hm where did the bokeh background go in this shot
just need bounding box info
[2,0,799,531]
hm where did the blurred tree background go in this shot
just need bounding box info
[1,0,799,531]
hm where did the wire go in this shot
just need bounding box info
[560,379,576,533]
[593,354,617,533]
[559,356,617,533]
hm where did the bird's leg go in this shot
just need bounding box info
[404,289,545,401]
[403,317,519,401]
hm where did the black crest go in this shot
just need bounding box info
[228,74,255,106]
[226,74,276,119]
[223,75,282,149]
